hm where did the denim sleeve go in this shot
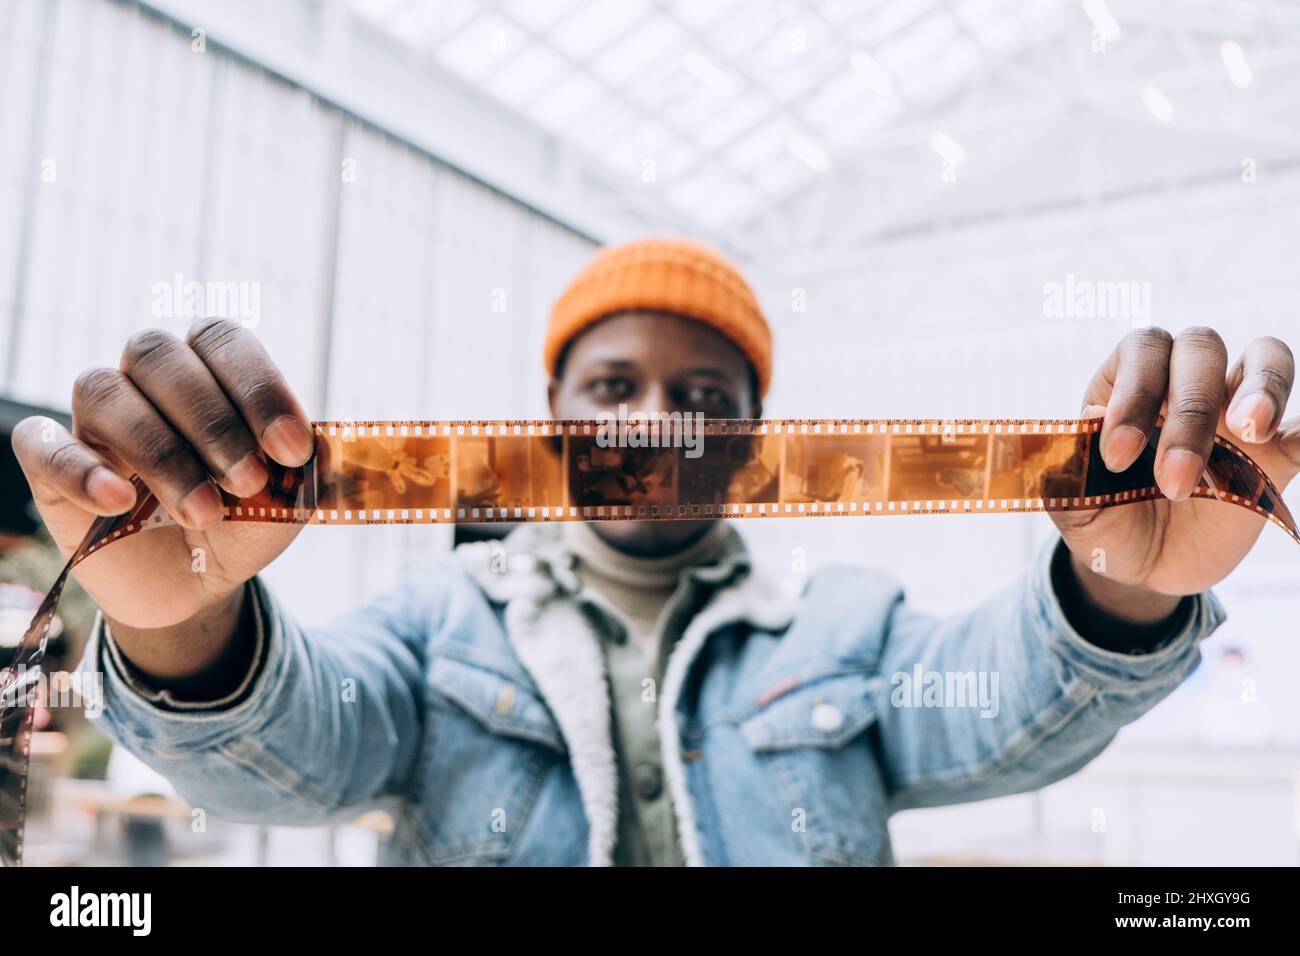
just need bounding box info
[75,570,443,825]
[876,536,1225,812]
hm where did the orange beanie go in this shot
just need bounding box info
[545,237,772,397]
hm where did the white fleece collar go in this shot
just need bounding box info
[658,563,797,865]
[456,524,796,867]
[457,532,618,866]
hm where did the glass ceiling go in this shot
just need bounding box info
[342,0,1067,230]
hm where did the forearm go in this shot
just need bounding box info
[103,585,257,700]
[879,538,1221,810]
[81,573,437,823]
[1054,542,1190,653]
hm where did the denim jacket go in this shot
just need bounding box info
[78,524,1224,865]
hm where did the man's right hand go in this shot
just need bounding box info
[12,319,315,638]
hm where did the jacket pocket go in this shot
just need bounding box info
[428,656,565,753]
[740,670,893,866]
[408,655,569,865]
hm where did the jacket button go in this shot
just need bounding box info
[631,763,664,800]
[811,701,844,733]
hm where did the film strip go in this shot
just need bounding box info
[1,416,1295,865]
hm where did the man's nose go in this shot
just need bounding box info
[623,383,677,417]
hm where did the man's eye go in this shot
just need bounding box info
[589,377,633,400]
[684,386,736,412]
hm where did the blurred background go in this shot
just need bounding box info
[1,0,1298,865]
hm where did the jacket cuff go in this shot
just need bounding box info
[76,577,290,750]
[1032,537,1225,688]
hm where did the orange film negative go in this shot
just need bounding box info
[2,416,1296,864]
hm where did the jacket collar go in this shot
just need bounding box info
[657,560,797,864]
[455,522,796,866]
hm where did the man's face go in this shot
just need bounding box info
[549,310,761,556]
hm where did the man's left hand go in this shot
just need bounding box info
[1051,326,1299,623]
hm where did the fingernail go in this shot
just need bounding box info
[1158,449,1203,501]
[1226,392,1275,442]
[87,467,136,512]
[222,452,270,498]
[1103,425,1147,472]
[263,417,314,466]
[178,482,224,528]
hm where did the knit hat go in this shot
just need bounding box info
[545,237,772,397]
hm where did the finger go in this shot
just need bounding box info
[11,416,137,515]
[186,319,314,466]
[1154,327,1229,501]
[1224,336,1294,444]
[1275,416,1300,474]
[1091,327,1174,472]
[71,368,224,529]
[120,329,269,498]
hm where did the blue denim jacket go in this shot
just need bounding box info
[78,525,1224,865]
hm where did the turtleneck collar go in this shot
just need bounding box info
[561,520,743,591]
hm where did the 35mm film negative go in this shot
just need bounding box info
[2,416,1295,865]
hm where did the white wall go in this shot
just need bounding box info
[0,0,594,618]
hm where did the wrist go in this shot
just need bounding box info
[105,584,252,690]
[1064,547,1182,626]
[1054,543,1190,653]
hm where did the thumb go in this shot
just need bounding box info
[1269,416,1300,487]
[1227,415,1300,494]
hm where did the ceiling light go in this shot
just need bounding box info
[787,133,831,172]
[849,50,895,95]
[1081,0,1121,43]
[1141,84,1174,122]
[1220,40,1252,88]
[928,130,967,165]
[683,52,736,96]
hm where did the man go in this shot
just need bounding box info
[12,238,1299,865]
